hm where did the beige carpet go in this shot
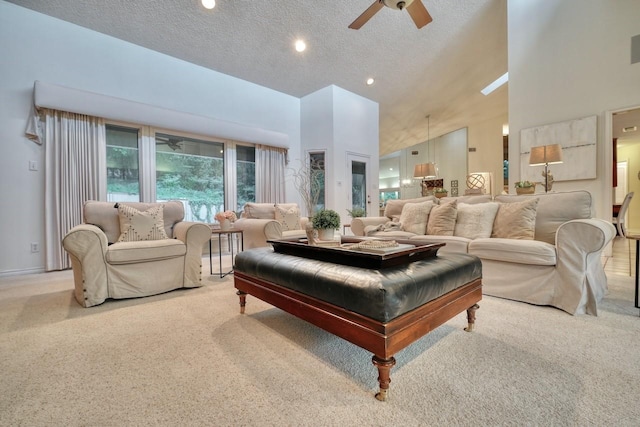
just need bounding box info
[1,257,639,426]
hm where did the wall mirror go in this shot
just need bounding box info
[379,128,468,208]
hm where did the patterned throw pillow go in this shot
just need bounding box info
[116,204,169,242]
[426,200,457,236]
[275,204,301,231]
[492,197,539,240]
[454,202,500,239]
[399,201,434,235]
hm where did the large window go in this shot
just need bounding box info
[105,124,258,223]
[156,133,224,223]
[106,125,140,201]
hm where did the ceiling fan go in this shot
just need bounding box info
[349,0,433,30]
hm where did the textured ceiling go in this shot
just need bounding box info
[7,0,509,156]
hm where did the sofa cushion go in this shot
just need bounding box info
[426,200,457,236]
[469,238,556,266]
[106,239,186,264]
[84,200,184,243]
[492,197,539,240]
[275,204,301,231]
[243,202,299,220]
[384,196,437,219]
[243,203,275,219]
[439,194,493,205]
[409,235,472,253]
[365,230,417,239]
[399,201,434,235]
[117,204,170,242]
[454,202,499,239]
[495,191,592,244]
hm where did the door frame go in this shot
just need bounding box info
[346,152,372,217]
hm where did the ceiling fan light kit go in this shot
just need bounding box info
[201,0,215,10]
[349,0,433,30]
[385,0,411,10]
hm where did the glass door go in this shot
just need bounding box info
[347,153,371,217]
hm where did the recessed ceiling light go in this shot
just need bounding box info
[201,0,215,9]
[295,40,306,52]
[481,72,508,96]
[366,78,375,86]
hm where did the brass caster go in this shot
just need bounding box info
[375,389,388,401]
[464,323,474,332]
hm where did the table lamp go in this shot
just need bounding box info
[529,144,563,193]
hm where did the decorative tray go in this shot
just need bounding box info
[267,236,444,269]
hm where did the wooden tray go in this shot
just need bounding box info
[267,236,444,269]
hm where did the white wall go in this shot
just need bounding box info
[396,128,469,199]
[0,2,301,275]
[468,113,508,196]
[507,0,640,222]
[433,128,468,197]
[300,85,379,223]
[332,86,380,221]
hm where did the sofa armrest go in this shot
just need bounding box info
[554,218,616,315]
[234,218,282,249]
[351,217,389,236]
[62,224,109,307]
[173,221,211,287]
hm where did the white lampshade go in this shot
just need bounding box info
[413,162,437,179]
[529,144,563,166]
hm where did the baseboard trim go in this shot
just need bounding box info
[0,267,46,278]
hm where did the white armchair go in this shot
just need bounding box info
[234,203,309,249]
[62,201,211,307]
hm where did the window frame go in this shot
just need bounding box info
[105,120,256,219]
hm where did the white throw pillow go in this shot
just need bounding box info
[275,204,301,231]
[454,202,499,239]
[117,204,169,242]
[399,201,434,235]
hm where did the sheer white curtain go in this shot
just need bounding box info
[38,109,106,271]
[255,145,287,203]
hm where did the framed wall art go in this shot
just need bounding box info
[519,115,597,182]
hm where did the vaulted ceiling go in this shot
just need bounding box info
[7,0,509,156]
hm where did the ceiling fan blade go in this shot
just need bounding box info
[406,0,433,29]
[348,1,385,30]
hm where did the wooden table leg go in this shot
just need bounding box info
[372,355,396,401]
[237,290,246,314]
[464,303,480,332]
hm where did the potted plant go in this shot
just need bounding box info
[311,209,340,241]
[434,188,448,199]
[346,207,366,219]
[514,181,536,195]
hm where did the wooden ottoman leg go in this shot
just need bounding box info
[237,290,246,314]
[464,303,480,332]
[372,355,396,401]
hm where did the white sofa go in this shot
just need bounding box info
[234,203,309,249]
[63,201,211,307]
[351,191,615,315]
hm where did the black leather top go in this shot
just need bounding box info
[234,248,482,323]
